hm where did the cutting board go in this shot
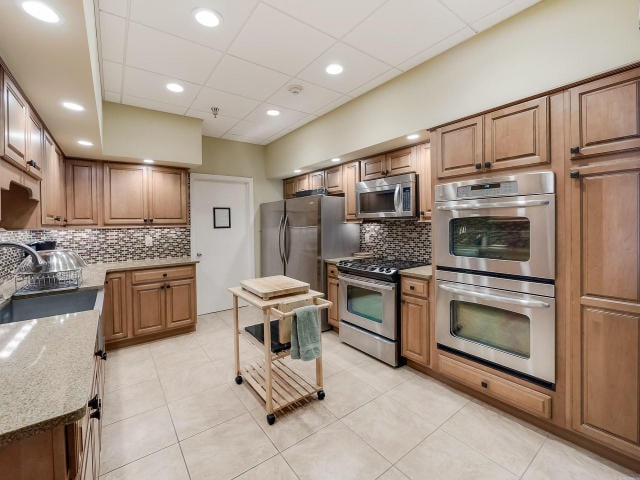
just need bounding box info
[240,275,310,300]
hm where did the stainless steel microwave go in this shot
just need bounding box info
[355,173,416,219]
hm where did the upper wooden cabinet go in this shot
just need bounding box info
[361,148,417,181]
[342,161,360,221]
[104,163,187,225]
[283,173,309,199]
[41,133,66,226]
[484,97,549,171]
[2,73,28,169]
[309,170,325,190]
[416,143,432,222]
[325,165,343,194]
[570,68,640,159]
[283,178,296,199]
[434,116,483,178]
[65,159,99,225]
[26,112,43,179]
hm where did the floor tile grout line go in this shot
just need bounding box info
[518,434,547,479]
[99,440,181,477]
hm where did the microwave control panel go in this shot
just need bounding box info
[457,180,517,199]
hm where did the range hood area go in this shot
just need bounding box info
[0,166,39,230]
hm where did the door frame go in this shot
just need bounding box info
[190,173,256,281]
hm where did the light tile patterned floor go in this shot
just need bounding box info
[100,306,639,480]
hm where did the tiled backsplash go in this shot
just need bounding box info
[0,227,191,282]
[360,220,432,264]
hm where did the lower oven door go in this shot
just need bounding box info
[435,278,555,384]
[338,274,397,340]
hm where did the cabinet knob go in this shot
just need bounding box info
[90,407,101,420]
[481,381,488,389]
[88,394,101,409]
[410,285,415,290]
[484,162,492,169]
[143,218,148,223]
[420,210,425,215]
[27,159,37,168]
[570,146,581,154]
[162,273,168,277]
[475,163,482,170]
[149,218,154,223]
[54,216,61,221]
[166,284,171,289]
[569,171,580,179]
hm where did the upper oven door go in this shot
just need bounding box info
[356,175,416,219]
[338,274,397,339]
[434,193,555,280]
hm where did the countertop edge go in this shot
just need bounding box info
[398,266,433,280]
[0,405,86,447]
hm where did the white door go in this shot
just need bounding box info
[191,174,254,314]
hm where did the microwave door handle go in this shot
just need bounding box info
[436,199,550,211]
[394,184,401,212]
[438,283,551,308]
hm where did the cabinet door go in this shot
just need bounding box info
[484,97,549,171]
[434,116,483,179]
[343,161,360,221]
[66,159,99,225]
[41,134,66,225]
[295,174,309,192]
[103,163,147,225]
[386,146,416,176]
[165,278,196,329]
[401,295,429,366]
[309,170,325,189]
[327,277,339,328]
[360,154,386,180]
[325,165,343,194]
[26,112,43,179]
[3,74,27,169]
[417,144,432,221]
[283,178,296,198]
[570,159,640,457]
[148,166,187,224]
[103,272,129,343]
[131,282,165,336]
[570,68,640,159]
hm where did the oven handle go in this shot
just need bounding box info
[394,184,401,212]
[338,274,396,291]
[435,199,550,211]
[438,283,551,308]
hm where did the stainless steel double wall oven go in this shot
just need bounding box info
[434,172,556,386]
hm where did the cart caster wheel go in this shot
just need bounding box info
[235,375,243,385]
[317,390,325,400]
[267,414,276,425]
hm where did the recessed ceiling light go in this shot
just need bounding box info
[193,8,221,28]
[77,140,93,147]
[293,169,302,174]
[325,63,344,75]
[143,159,154,164]
[166,82,184,93]
[22,1,60,23]
[266,109,280,117]
[62,101,84,112]
[406,133,420,140]
[331,157,340,163]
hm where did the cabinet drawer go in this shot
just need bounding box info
[401,277,429,297]
[131,265,195,284]
[439,355,551,419]
[327,264,339,278]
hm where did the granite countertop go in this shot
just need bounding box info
[325,257,356,264]
[399,265,433,279]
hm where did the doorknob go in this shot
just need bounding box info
[196,252,203,257]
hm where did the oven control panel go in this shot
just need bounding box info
[456,180,517,198]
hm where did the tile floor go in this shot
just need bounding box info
[100,306,639,480]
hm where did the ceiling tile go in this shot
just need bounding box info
[122,67,200,107]
[125,22,223,84]
[228,4,334,76]
[347,68,402,97]
[207,55,290,101]
[243,103,310,126]
[262,0,386,38]
[313,94,351,116]
[102,61,123,93]
[298,42,390,94]
[99,0,128,17]
[122,94,188,115]
[100,12,126,63]
[201,115,240,138]
[343,0,465,66]
[267,80,343,114]
[104,91,121,103]
[471,0,541,32]
[397,26,475,71]
[227,107,313,140]
[439,0,513,24]
[190,86,260,119]
[130,0,258,51]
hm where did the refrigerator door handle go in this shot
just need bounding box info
[278,214,285,265]
[283,214,290,266]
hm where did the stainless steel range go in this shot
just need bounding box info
[337,258,426,366]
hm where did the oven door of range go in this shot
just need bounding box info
[435,276,556,384]
[338,273,397,340]
[434,193,555,280]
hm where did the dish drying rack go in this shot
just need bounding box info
[13,250,86,296]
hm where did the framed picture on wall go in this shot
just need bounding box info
[213,207,231,229]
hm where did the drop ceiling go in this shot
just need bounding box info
[98,0,541,145]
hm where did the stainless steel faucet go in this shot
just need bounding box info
[0,242,47,270]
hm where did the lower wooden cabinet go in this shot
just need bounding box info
[166,278,197,329]
[400,276,430,367]
[327,263,340,329]
[132,282,166,336]
[103,272,128,342]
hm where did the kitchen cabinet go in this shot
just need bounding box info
[148,166,188,224]
[66,159,99,225]
[131,282,166,336]
[283,174,309,199]
[309,170,325,189]
[360,154,386,181]
[2,72,28,169]
[41,133,66,226]
[326,263,340,329]
[434,116,483,179]
[360,148,416,181]
[342,161,360,221]
[26,111,43,179]
[325,165,343,194]
[417,143,432,221]
[103,271,129,343]
[569,157,640,457]
[569,67,640,159]
[165,278,197,329]
[400,276,429,367]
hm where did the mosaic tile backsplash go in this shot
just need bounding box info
[0,227,191,283]
[360,220,432,264]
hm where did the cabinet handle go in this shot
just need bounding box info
[409,285,415,290]
[27,159,38,168]
[149,218,154,223]
[90,407,101,420]
[166,284,171,289]
[484,162,492,169]
[162,273,167,277]
[95,349,107,360]
[475,163,482,170]
[569,170,580,179]
[54,216,61,221]
[143,218,148,223]
[481,381,488,389]
[88,394,101,410]
[570,146,580,154]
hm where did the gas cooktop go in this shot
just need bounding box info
[337,258,427,282]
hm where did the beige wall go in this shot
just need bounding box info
[191,136,282,274]
[102,102,203,166]
[265,0,640,178]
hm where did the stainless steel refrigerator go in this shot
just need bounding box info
[261,195,360,329]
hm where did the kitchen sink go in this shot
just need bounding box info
[0,288,104,325]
